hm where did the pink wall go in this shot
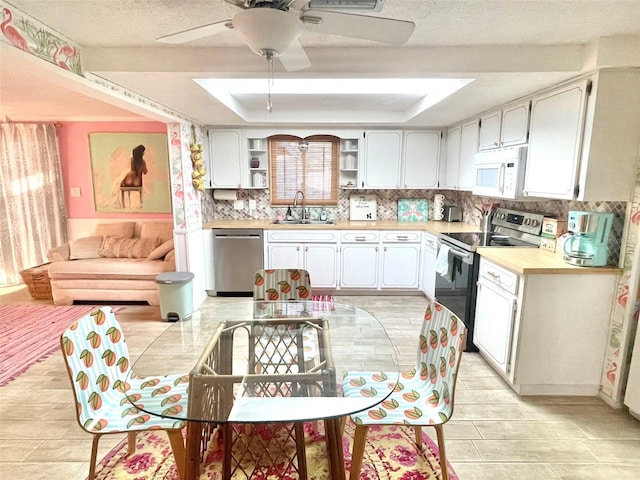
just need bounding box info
[57,122,173,220]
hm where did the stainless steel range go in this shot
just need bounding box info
[435,208,543,352]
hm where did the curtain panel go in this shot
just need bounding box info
[0,123,67,285]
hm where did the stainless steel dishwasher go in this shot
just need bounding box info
[212,229,264,295]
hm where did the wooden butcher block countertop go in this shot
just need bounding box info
[202,219,481,234]
[476,247,622,275]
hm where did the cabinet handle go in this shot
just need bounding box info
[362,181,364,188]
[384,246,387,252]
[355,236,366,241]
[297,246,300,251]
[305,246,309,252]
[397,236,409,241]
[375,246,379,252]
[486,271,501,280]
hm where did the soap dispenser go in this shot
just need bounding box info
[319,207,327,222]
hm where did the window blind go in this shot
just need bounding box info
[269,135,339,206]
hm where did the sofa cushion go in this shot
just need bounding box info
[69,236,103,260]
[148,239,174,260]
[140,222,173,243]
[48,257,174,280]
[94,222,135,239]
[99,236,162,259]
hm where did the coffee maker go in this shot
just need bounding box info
[563,211,613,267]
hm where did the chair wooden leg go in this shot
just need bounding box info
[294,422,308,480]
[433,424,448,480]
[127,431,136,455]
[349,424,369,480]
[166,428,187,480]
[88,433,102,480]
[414,425,424,451]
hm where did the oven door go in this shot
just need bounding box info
[434,241,479,352]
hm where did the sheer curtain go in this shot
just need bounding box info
[0,123,67,285]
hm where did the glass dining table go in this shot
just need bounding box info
[128,300,399,480]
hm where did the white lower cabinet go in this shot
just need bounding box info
[419,233,437,299]
[475,257,618,395]
[474,272,518,374]
[339,231,380,289]
[265,230,339,289]
[379,231,421,289]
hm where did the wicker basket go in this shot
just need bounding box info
[19,263,53,300]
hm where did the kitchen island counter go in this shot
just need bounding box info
[476,247,622,275]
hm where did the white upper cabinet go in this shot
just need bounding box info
[478,110,502,150]
[442,120,478,190]
[479,100,530,151]
[525,70,640,201]
[206,129,242,189]
[500,102,530,146]
[401,131,440,189]
[523,81,588,199]
[362,130,403,188]
[458,120,480,190]
[442,125,461,190]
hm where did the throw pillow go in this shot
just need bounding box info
[147,239,174,260]
[69,236,104,260]
[140,222,173,243]
[94,222,135,239]
[99,236,162,259]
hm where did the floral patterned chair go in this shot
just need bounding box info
[60,306,188,480]
[342,300,467,480]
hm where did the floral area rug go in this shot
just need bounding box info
[94,420,458,479]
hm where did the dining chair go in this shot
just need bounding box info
[253,268,318,372]
[60,306,188,480]
[342,300,467,480]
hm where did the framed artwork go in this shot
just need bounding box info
[89,133,172,213]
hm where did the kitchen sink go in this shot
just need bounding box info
[271,219,336,225]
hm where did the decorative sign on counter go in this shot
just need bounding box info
[397,199,429,222]
[349,194,377,221]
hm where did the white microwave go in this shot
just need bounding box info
[472,146,527,199]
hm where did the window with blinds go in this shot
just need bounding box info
[269,135,339,206]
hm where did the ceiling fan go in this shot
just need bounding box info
[157,0,415,72]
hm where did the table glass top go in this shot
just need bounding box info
[128,301,399,423]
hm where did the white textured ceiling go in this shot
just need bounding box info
[2,0,640,127]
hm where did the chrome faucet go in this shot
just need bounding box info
[293,190,306,220]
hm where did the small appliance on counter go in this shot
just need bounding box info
[563,211,613,266]
[443,205,462,222]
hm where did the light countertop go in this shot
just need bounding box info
[202,219,480,234]
[476,247,622,275]
[202,219,621,276]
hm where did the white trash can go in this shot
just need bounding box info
[155,272,195,321]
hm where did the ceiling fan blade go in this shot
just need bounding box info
[157,20,233,44]
[301,10,415,45]
[278,39,312,72]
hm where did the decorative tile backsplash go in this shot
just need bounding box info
[202,188,625,263]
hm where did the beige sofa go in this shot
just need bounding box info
[47,222,175,306]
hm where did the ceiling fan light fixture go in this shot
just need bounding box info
[233,8,303,57]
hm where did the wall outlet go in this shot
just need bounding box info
[248,199,256,211]
[70,187,81,197]
[233,199,244,210]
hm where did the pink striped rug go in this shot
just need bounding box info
[0,304,96,386]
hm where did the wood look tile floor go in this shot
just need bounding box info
[2,286,640,480]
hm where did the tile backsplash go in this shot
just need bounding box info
[202,188,625,263]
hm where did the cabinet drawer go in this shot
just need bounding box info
[341,230,380,243]
[382,231,421,243]
[479,259,519,295]
[266,230,338,243]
